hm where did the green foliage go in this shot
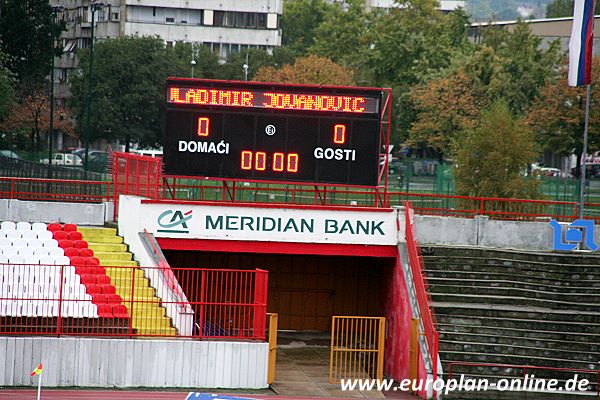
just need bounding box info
[545,0,600,17]
[0,0,64,82]
[218,48,279,81]
[69,36,193,149]
[281,0,333,57]
[454,102,541,199]
[0,43,15,121]
[310,0,369,66]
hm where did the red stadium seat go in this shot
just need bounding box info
[80,274,96,285]
[53,231,68,241]
[68,231,83,241]
[85,257,100,266]
[71,256,86,267]
[107,293,123,303]
[97,304,113,318]
[92,293,109,304]
[74,240,88,249]
[95,274,111,285]
[63,223,77,232]
[47,223,62,232]
[92,266,106,275]
[58,239,73,249]
[64,248,79,257]
[112,304,129,318]
[79,248,94,257]
[101,285,116,295]
[76,266,93,275]
[86,283,101,295]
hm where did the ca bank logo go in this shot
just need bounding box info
[157,209,193,234]
[549,219,598,251]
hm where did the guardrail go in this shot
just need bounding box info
[447,362,600,396]
[0,177,112,203]
[0,263,268,340]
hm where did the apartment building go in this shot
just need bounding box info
[53,0,282,99]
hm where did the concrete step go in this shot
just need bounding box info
[87,236,124,244]
[98,260,138,267]
[440,349,598,370]
[113,286,156,297]
[440,339,600,363]
[430,293,600,312]
[428,283,600,303]
[78,227,118,237]
[94,251,133,261]
[438,331,600,353]
[89,243,128,252]
[437,323,600,344]
[426,270,600,289]
[133,327,177,336]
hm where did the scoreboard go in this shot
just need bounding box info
[164,78,384,186]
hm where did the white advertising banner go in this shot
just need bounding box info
[139,201,398,246]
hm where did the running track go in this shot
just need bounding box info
[0,390,354,400]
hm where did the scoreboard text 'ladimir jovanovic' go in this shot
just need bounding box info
[164,79,384,186]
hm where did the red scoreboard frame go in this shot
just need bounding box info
[164,78,392,188]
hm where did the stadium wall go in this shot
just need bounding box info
[0,336,269,388]
[0,200,112,225]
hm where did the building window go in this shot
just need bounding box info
[111,11,119,21]
[257,13,267,28]
[166,17,175,23]
[166,41,173,49]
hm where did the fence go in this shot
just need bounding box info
[404,202,439,392]
[112,152,162,218]
[0,264,268,340]
[447,362,600,396]
[0,177,112,203]
[329,316,386,384]
[0,155,107,181]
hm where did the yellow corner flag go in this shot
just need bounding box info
[30,363,43,376]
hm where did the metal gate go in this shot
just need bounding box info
[329,316,385,384]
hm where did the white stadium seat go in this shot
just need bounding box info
[54,256,70,265]
[48,247,64,257]
[11,239,27,248]
[2,248,17,257]
[21,231,37,240]
[0,255,8,264]
[8,255,24,264]
[5,230,21,239]
[32,223,47,231]
[28,239,43,249]
[0,238,10,248]
[18,248,35,257]
[1,221,16,231]
[38,256,55,265]
[36,231,53,240]
[35,248,50,257]
[23,255,40,265]
[0,232,6,239]
[16,222,31,231]
[43,239,58,248]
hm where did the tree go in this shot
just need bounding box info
[281,0,333,57]
[218,48,279,81]
[0,0,63,81]
[69,36,190,150]
[0,86,74,150]
[310,0,369,66]
[526,58,600,172]
[253,55,355,85]
[0,42,15,121]
[454,102,541,198]
[546,0,600,17]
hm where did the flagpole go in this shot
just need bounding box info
[579,84,591,219]
[37,370,42,400]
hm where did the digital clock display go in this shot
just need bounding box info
[164,79,384,186]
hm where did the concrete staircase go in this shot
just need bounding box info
[78,227,176,336]
[423,246,600,397]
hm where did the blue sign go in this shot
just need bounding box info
[549,219,598,251]
[185,393,257,400]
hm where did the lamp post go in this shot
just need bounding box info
[49,5,64,179]
[191,59,196,78]
[84,1,105,173]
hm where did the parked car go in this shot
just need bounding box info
[40,153,83,166]
[0,150,23,160]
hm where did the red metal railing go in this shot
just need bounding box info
[404,202,439,393]
[448,362,600,396]
[0,177,112,203]
[112,152,162,218]
[0,264,268,340]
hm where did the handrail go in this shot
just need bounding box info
[447,361,600,396]
[403,201,439,396]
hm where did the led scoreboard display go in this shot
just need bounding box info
[164,78,384,186]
